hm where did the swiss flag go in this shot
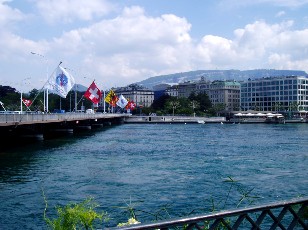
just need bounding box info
[84,81,102,104]
[125,100,136,110]
[22,98,32,107]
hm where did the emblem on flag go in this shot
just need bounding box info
[84,81,102,104]
[125,100,136,110]
[22,98,32,107]
[56,72,69,87]
[116,94,128,108]
[45,65,75,98]
[105,89,119,107]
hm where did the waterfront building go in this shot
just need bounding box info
[178,81,197,98]
[241,76,308,112]
[165,85,179,97]
[162,77,241,111]
[114,84,154,107]
[207,80,241,111]
[195,77,241,111]
[152,84,170,100]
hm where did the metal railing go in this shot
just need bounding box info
[0,113,128,126]
[111,197,307,230]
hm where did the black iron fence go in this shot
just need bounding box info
[110,197,307,230]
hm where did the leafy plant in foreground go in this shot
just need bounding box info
[42,189,108,230]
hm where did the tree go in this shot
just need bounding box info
[208,103,226,116]
[0,85,17,97]
[272,102,283,112]
[190,100,200,117]
[188,92,211,115]
[151,94,171,110]
[289,102,299,111]
[165,97,180,116]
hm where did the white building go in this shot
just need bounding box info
[114,84,154,107]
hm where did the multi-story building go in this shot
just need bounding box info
[241,76,308,112]
[192,77,241,111]
[152,84,170,100]
[114,84,154,107]
[178,81,197,98]
[208,80,241,111]
[163,77,241,111]
[165,85,179,97]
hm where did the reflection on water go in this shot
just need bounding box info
[0,123,307,228]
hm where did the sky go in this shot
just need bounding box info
[0,0,308,93]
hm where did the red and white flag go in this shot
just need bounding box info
[125,100,136,110]
[84,81,102,104]
[22,98,32,107]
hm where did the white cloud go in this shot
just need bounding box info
[0,0,25,27]
[262,0,308,7]
[34,0,115,24]
[220,0,308,8]
[193,20,308,71]
[275,11,285,17]
[49,6,193,86]
[0,1,307,90]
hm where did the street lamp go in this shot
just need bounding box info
[31,52,49,112]
[20,77,31,113]
[64,67,78,112]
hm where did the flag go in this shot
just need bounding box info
[22,98,32,107]
[116,94,128,108]
[84,81,102,104]
[105,89,118,107]
[110,95,119,107]
[104,89,115,104]
[45,65,75,98]
[125,100,136,110]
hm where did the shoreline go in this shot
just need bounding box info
[124,115,308,124]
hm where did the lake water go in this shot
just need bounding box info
[0,123,307,229]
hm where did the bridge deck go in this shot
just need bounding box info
[0,113,129,126]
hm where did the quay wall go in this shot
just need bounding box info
[124,115,225,123]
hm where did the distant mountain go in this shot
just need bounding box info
[136,69,308,89]
[73,84,87,92]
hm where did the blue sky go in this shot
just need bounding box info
[0,0,308,92]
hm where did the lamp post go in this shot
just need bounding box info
[64,67,78,112]
[31,52,49,112]
[93,79,105,113]
[20,77,31,113]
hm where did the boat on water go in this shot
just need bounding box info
[197,120,205,124]
[230,112,285,124]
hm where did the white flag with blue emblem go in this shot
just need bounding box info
[116,94,128,108]
[45,66,75,98]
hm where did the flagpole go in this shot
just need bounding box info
[103,90,106,113]
[31,52,49,112]
[20,91,22,113]
[20,77,31,113]
[64,67,78,112]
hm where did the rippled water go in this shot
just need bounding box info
[0,123,307,229]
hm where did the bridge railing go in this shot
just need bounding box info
[110,197,307,230]
[0,113,128,125]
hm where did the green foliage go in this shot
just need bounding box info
[165,97,181,116]
[43,195,108,230]
[0,85,17,97]
[151,94,171,110]
[114,197,173,227]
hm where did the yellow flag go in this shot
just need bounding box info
[104,89,116,104]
